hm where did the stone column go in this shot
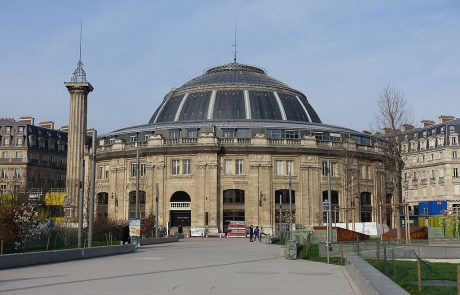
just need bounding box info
[64,82,93,219]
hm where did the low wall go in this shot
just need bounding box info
[0,245,136,270]
[319,241,460,259]
[140,236,179,245]
[345,255,409,295]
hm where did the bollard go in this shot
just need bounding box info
[417,251,422,293]
[457,265,460,295]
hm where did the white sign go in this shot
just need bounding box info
[190,227,205,237]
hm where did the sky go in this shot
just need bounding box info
[1,1,459,134]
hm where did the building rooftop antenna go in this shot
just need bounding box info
[79,20,82,62]
[70,20,87,83]
[232,22,237,63]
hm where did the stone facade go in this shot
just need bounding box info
[0,117,67,200]
[401,116,460,214]
[94,132,388,234]
[91,61,391,234]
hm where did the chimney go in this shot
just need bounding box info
[402,124,414,131]
[439,115,456,123]
[38,121,54,130]
[59,125,69,133]
[383,128,395,134]
[420,120,435,128]
[18,116,34,125]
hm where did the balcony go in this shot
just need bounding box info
[170,202,191,210]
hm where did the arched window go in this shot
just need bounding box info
[97,192,109,205]
[170,191,191,202]
[223,189,245,204]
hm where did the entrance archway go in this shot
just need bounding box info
[170,191,191,226]
[223,189,245,232]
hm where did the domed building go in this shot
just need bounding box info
[94,62,389,235]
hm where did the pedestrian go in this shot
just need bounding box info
[178,224,183,234]
[259,226,264,242]
[121,224,130,245]
[249,225,254,242]
[254,226,260,242]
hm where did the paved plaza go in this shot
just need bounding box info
[0,238,360,295]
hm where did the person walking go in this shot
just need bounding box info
[121,224,130,245]
[249,225,254,242]
[254,226,260,242]
[259,226,264,242]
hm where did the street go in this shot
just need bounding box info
[0,238,359,295]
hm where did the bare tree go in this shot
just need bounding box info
[375,84,412,242]
[376,85,412,131]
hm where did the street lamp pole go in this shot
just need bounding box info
[88,129,96,247]
[288,171,292,233]
[135,146,140,219]
[327,159,333,264]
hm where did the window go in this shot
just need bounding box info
[224,160,233,175]
[97,166,104,179]
[235,160,244,175]
[182,159,191,175]
[331,162,337,177]
[18,126,24,134]
[454,168,459,178]
[109,138,115,144]
[144,134,150,141]
[450,125,455,132]
[169,129,180,138]
[5,126,11,134]
[2,151,8,158]
[0,184,6,194]
[186,129,198,138]
[267,129,299,139]
[58,173,64,183]
[14,168,20,178]
[2,137,10,146]
[452,137,458,145]
[16,137,24,146]
[286,160,294,175]
[104,166,110,178]
[15,152,22,158]
[431,170,435,179]
[276,160,283,176]
[129,135,137,142]
[322,161,328,176]
[172,160,180,175]
[285,130,299,139]
[1,168,8,178]
[223,129,236,138]
[131,163,146,177]
[454,151,458,159]
[236,129,250,138]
